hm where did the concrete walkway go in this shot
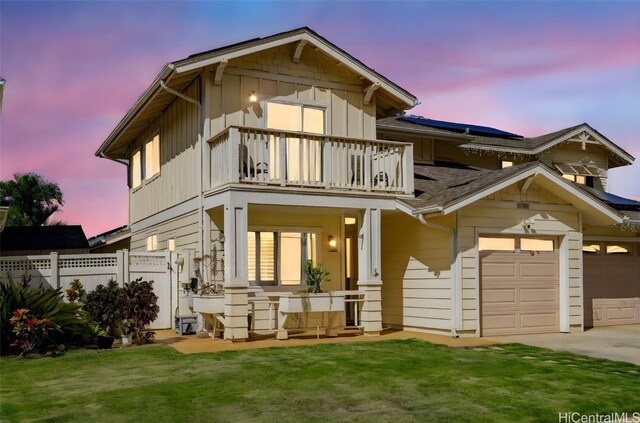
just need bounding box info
[156,328,494,354]
[489,325,640,365]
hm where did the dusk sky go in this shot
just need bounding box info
[1,1,639,237]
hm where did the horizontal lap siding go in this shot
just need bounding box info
[130,210,200,253]
[381,213,453,331]
[460,182,581,334]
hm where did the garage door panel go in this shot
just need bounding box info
[483,288,516,304]
[481,241,559,336]
[606,306,636,321]
[481,262,517,277]
[520,262,557,278]
[483,314,517,332]
[520,312,558,330]
[520,288,558,303]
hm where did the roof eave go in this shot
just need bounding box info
[410,163,624,225]
[95,64,176,159]
[173,29,417,109]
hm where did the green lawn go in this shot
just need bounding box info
[1,340,638,422]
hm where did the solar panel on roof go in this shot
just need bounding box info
[400,115,522,139]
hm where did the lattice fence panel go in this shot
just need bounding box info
[59,256,118,269]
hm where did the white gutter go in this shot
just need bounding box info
[159,79,206,258]
[417,213,461,337]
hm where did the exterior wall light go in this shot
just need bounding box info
[328,235,338,252]
[249,91,258,103]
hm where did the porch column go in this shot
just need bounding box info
[357,207,383,335]
[223,201,249,342]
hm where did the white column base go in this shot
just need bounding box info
[223,286,249,342]
[358,283,382,335]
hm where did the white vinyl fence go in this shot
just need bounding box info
[0,250,179,329]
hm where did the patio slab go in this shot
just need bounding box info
[156,328,494,354]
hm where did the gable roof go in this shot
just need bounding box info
[379,116,634,167]
[96,27,418,160]
[398,161,624,226]
[0,225,89,252]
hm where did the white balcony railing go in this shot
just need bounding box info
[208,126,414,194]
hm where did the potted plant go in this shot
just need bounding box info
[279,262,343,313]
[84,279,126,349]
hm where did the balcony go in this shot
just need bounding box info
[208,126,414,195]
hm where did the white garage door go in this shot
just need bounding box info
[583,242,640,327]
[480,236,559,336]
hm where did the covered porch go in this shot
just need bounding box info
[186,192,392,342]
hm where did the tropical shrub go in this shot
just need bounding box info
[84,279,125,334]
[304,261,330,294]
[123,278,159,345]
[0,276,88,354]
[65,279,86,303]
[9,309,53,355]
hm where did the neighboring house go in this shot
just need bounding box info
[0,225,90,256]
[88,225,131,253]
[96,27,639,341]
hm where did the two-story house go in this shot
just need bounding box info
[96,27,639,341]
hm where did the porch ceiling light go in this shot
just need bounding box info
[249,91,258,103]
[344,217,356,225]
[328,235,338,252]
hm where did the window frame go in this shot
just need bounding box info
[262,99,330,135]
[146,234,158,252]
[131,148,142,190]
[248,226,322,288]
[143,133,161,181]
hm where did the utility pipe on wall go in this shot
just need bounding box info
[417,213,461,337]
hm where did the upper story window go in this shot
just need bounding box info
[131,135,160,189]
[556,163,600,187]
[266,102,325,134]
[132,150,142,189]
[145,135,160,179]
[501,160,513,168]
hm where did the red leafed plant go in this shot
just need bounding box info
[9,308,53,356]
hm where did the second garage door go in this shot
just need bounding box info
[480,236,559,336]
[583,242,640,327]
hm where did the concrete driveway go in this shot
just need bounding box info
[490,325,640,365]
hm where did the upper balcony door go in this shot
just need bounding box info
[266,102,324,184]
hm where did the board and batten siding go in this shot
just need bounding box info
[537,142,609,190]
[459,182,583,334]
[381,212,454,333]
[129,79,201,223]
[130,210,200,253]
[205,44,376,140]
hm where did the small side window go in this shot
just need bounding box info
[501,160,513,169]
[479,237,515,252]
[582,243,601,254]
[146,235,158,252]
[521,238,554,252]
[132,151,142,189]
[606,244,631,255]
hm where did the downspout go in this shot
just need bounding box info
[417,213,460,337]
[159,77,205,257]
